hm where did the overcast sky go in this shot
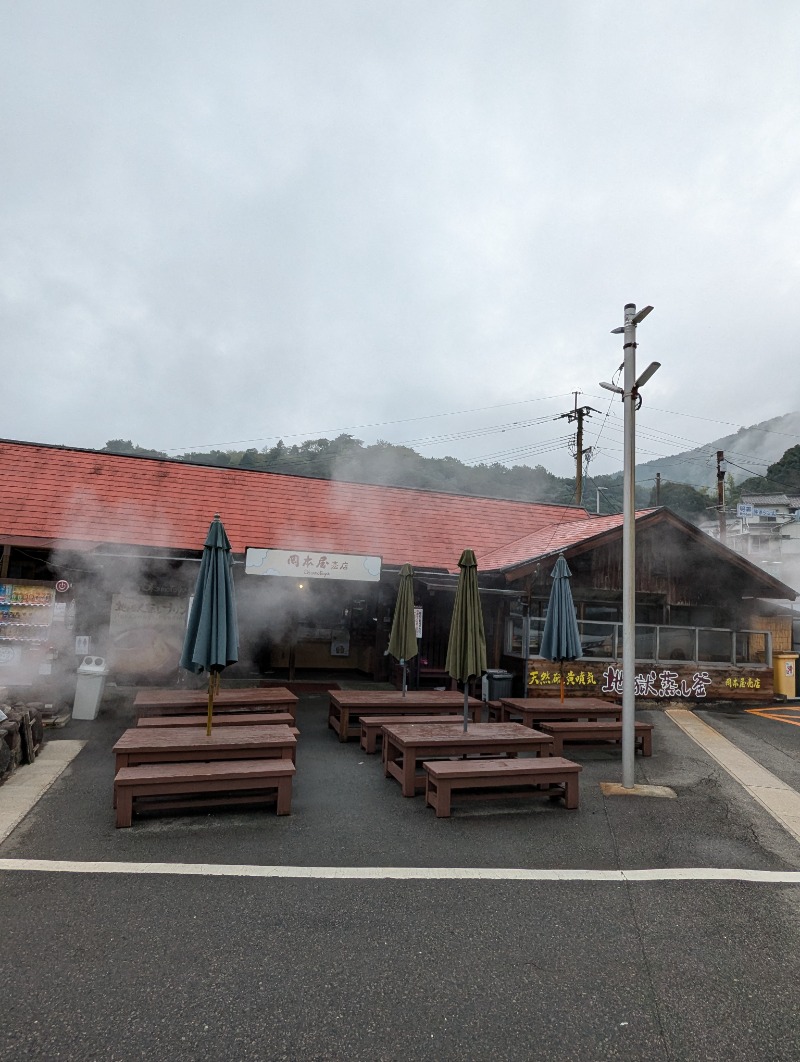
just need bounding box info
[2,1,799,482]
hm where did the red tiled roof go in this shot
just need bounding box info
[0,441,593,573]
[476,512,650,571]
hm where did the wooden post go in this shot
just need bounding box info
[717,451,726,544]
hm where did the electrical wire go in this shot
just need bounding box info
[723,459,770,479]
[161,392,576,454]
[152,383,795,488]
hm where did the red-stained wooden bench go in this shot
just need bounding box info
[114,759,295,828]
[423,757,582,818]
[485,701,504,721]
[535,720,653,757]
[359,714,465,753]
[136,712,297,731]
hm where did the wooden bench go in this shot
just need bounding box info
[136,712,297,731]
[134,688,298,722]
[535,720,654,757]
[423,757,582,818]
[114,759,296,828]
[359,714,465,753]
[485,701,503,721]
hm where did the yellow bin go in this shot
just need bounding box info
[773,652,798,698]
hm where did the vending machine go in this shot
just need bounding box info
[0,581,56,687]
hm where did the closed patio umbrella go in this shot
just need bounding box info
[445,549,487,731]
[179,514,240,734]
[387,563,418,696]
[540,554,583,703]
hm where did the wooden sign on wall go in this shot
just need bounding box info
[526,660,773,702]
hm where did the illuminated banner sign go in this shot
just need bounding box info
[245,548,382,582]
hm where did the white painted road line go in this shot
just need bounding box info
[0,741,85,845]
[0,859,798,882]
[666,708,800,846]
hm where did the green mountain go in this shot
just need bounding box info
[612,412,800,490]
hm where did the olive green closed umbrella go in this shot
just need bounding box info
[445,549,487,731]
[387,563,418,696]
[179,514,240,735]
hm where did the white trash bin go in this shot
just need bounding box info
[72,656,109,720]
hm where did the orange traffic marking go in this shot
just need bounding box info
[745,706,800,728]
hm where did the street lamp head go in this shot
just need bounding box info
[635,361,661,388]
[610,326,625,334]
[599,380,624,395]
[632,304,654,325]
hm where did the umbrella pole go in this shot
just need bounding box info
[401,659,407,698]
[463,684,469,732]
[206,671,219,736]
[560,663,565,703]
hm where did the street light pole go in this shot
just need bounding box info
[603,303,658,789]
[621,304,639,790]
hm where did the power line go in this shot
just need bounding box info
[465,436,573,466]
[153,384,796,489]
[596,417,774,472]
[723,458,769,478]
[161,392,576,454]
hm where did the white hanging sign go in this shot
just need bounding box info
[245,548,382,582]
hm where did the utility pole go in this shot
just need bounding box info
[559,396,596,506]
[717,451,726,544]
[655,472,661,505]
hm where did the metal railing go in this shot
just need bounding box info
[514,616,772,667]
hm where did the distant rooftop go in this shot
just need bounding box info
[740,493,800,508]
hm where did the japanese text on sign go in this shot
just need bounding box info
[245,548,382,582]
[527,665,720,699]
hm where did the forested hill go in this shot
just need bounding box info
[102,434,591,506]
[100,432,800,524]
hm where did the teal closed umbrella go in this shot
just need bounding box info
[388,564,418,696]
[540,554,583,702]
[180,514,240,734]
[445,549,487,731]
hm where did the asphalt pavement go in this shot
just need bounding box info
[1,691,799,1061]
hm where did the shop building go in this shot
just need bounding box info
[0,439,794,703]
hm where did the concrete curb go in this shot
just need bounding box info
[0,740,85,844]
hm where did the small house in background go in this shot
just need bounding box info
[0,439,795,706]
[726,494,800,588]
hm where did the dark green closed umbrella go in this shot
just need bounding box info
[539,554,583,703]
[179,514,240,734]
[387,563,418,696]
[445,549,487,731]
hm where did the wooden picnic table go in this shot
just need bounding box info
[496,697,622,727]
[381,721,554,797]
[328,690,482,742]
[113,724,297,772]
[134,686,298,720]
